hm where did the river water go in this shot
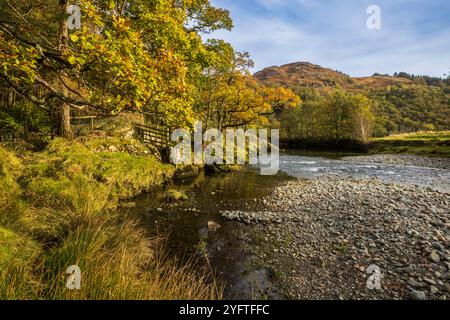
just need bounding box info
[130,151,450,299]
[280,150,450,193]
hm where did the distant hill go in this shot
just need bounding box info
[255,62,450,136]
[254,62,414,91]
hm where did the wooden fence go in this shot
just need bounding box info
[132,123,172,149]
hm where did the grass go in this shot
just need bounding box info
[373,131,450,142]
[0,136,220,300]
[370,131,450,157]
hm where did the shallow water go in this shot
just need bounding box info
[131,168,290,299]
[130,151,450,299]
[280,151,450,193]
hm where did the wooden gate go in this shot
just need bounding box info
[133,122,172,161]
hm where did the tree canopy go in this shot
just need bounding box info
[0,0,300,139]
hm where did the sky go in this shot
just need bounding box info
[208,0,450,77]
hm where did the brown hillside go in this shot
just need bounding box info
[254,62,413,91]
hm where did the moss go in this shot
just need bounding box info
[165,189,188,201]
[91,152,174,199]
[0,146,23,198]
[17,137,175,211]
[0,146,23,174]
[26,175,111,217]
[0,147,26,228]
[41,137,175,199]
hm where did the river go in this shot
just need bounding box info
[128,151,450,299]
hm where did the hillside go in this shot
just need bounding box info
[254,62,414,91]
[258,62,450,138]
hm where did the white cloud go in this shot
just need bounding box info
[209,0,450,77]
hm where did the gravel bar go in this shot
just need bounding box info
[221,177,450,300]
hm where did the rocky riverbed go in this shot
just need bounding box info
[344,154,450,170]
[221,178,450,300]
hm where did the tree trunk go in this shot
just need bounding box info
[58,0,73,139]
[60,103,72,138]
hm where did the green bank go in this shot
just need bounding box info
[0,137,220,300]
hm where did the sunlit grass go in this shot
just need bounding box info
[370,131,450,157]
[373,131,450,142]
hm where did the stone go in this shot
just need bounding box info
[108,145,118,152]
[432,242,445,251]
[410,290,427,300]
[403,266,414,274]
[207,221,221,231]
[430,285,439,295]
[407,278,427,288]
[423,277,437,285]
[430,250,440,263]
[445,283,450,294]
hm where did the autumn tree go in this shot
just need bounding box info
[194,40,300,130]
[0,0,232,137]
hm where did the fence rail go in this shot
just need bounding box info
[133,123,172,149]
[71,116,96,132]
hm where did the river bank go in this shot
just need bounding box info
[369,132,450,158]
[0,137,219,299]
[280,131,450,158]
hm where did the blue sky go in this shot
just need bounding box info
[209,0,450,77]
